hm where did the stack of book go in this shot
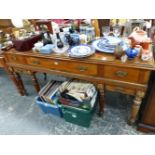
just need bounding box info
[38,80,62,104]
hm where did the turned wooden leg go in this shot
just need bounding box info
[1,58,25,96]
[29,72,40,93]
[129,90,145,125]
[97,83,105,117]
[14,72,27,95]
[7,68,25,96]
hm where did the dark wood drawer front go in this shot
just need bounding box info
[26,57,97,76]
[104,66,140,82]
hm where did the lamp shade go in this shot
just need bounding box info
[11,19,23,28]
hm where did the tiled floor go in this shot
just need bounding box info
[0,69,146,135]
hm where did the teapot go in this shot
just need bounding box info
[128,27,151,49]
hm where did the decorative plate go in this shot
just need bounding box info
[92,36,127,53]
[68,44,95,58]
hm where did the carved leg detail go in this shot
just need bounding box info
[97,83,105,117]
[129,90,145,125]
[14,72,27,95]
[29,72,40,93]
[8,69,25,96]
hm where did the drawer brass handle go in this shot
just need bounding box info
[115,71,128,77]
[32,60,40,65]
[54,61,59,65]
[76,66,88,72]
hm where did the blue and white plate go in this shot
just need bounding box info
[102,36,122,45]
[68,44,95,58]
[92,36,128,53]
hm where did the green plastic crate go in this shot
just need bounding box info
[61,93,98,127]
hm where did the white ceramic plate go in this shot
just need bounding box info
[68,44,95,58]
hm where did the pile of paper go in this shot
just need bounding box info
[59,79,96,102]
[58,79,97,110]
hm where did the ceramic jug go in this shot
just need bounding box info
[128,27,148,47]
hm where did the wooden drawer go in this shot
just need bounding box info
[6,54,26,64]
[106,85,135,95]
[26,57,97,76]
[103,66,140,83]
[26,57,52,68]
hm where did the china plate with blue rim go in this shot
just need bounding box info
[92,36,127,53]
[68,44,95,58]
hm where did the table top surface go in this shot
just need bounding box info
[4,47,155,70]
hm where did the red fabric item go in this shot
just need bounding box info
[13,34,41,51]
[51,19,64,24]
[51,19,82,26]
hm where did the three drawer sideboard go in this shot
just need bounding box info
[3,48,155,124]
